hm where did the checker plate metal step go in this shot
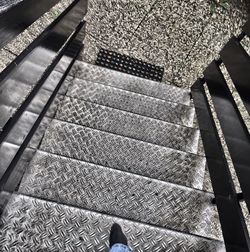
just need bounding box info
[70,61,191,105]
[56,97,199,153]
[67,78,195,127]
[19,151,222,240]
[40,120,206,189]
[0,194,225,251]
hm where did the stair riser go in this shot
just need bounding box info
[56,97,200,154]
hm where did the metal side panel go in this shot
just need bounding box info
[69,61,191,106]
[0,0,60,48]
[0,0,86,134]
[192,79,250,251]
[19,151,222,240]
[56,97,200,154]
[40,119,206,189]
[0,194,225,251]
[66,78,195,127]
[220,37,250,115]
[204,61,250,214]
[0,23,86,192]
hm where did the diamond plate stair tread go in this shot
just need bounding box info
[56,97,199,154]
[67,78,195,127]
[19,151,222,240]
[0,194,225,251]
[40,120,206,189]
[70,61,191,105]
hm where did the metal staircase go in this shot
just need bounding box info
[1,0,250,251]
[0,61,225,251]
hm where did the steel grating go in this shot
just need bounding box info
[70,61,191,105]
[40,120,206,189]
[0,194,225,251]
[66,78,195,127]
[19,151,222,240]
[95,48,164,82]
[56,97,199,153]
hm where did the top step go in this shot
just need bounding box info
[70,61,191,106]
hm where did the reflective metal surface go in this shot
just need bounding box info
[40,119,206,189]
[0,194,225,251]
[70,61,191,105]
[191,79,250,251]
[220,36,250,115]
[204,61,250,216]
[19,151,222,240]
[0,0,87,193]
[67,78,195,126]
[56,97,200,153]
[0,0,59,48]
[0,0,87,139]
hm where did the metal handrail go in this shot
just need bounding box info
[191,20,250,252]
[0,0,87,203]
[0,0,60,49]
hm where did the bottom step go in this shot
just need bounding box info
[0,194,225,251]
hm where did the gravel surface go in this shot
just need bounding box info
[79,0,248,88]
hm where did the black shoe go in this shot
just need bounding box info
[109,223,128,247]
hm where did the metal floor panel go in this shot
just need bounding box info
[19,151,222,240]
[70,61,191,105]
[40,120,206,189]
[0,194,225,251]
[67,78,195,127]
[56,97,199,154]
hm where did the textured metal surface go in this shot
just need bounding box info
[56,97,199,153]
[40,120,206,189]
[19,151,222,240]
[67,78,195,127]
[96,48,164,82]
[70,61,191,105]
[0,194,225,251]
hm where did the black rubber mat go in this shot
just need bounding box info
[96,48,164,82]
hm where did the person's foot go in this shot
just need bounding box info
[109,223,128,247]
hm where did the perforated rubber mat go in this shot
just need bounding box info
[96,48,164,82]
